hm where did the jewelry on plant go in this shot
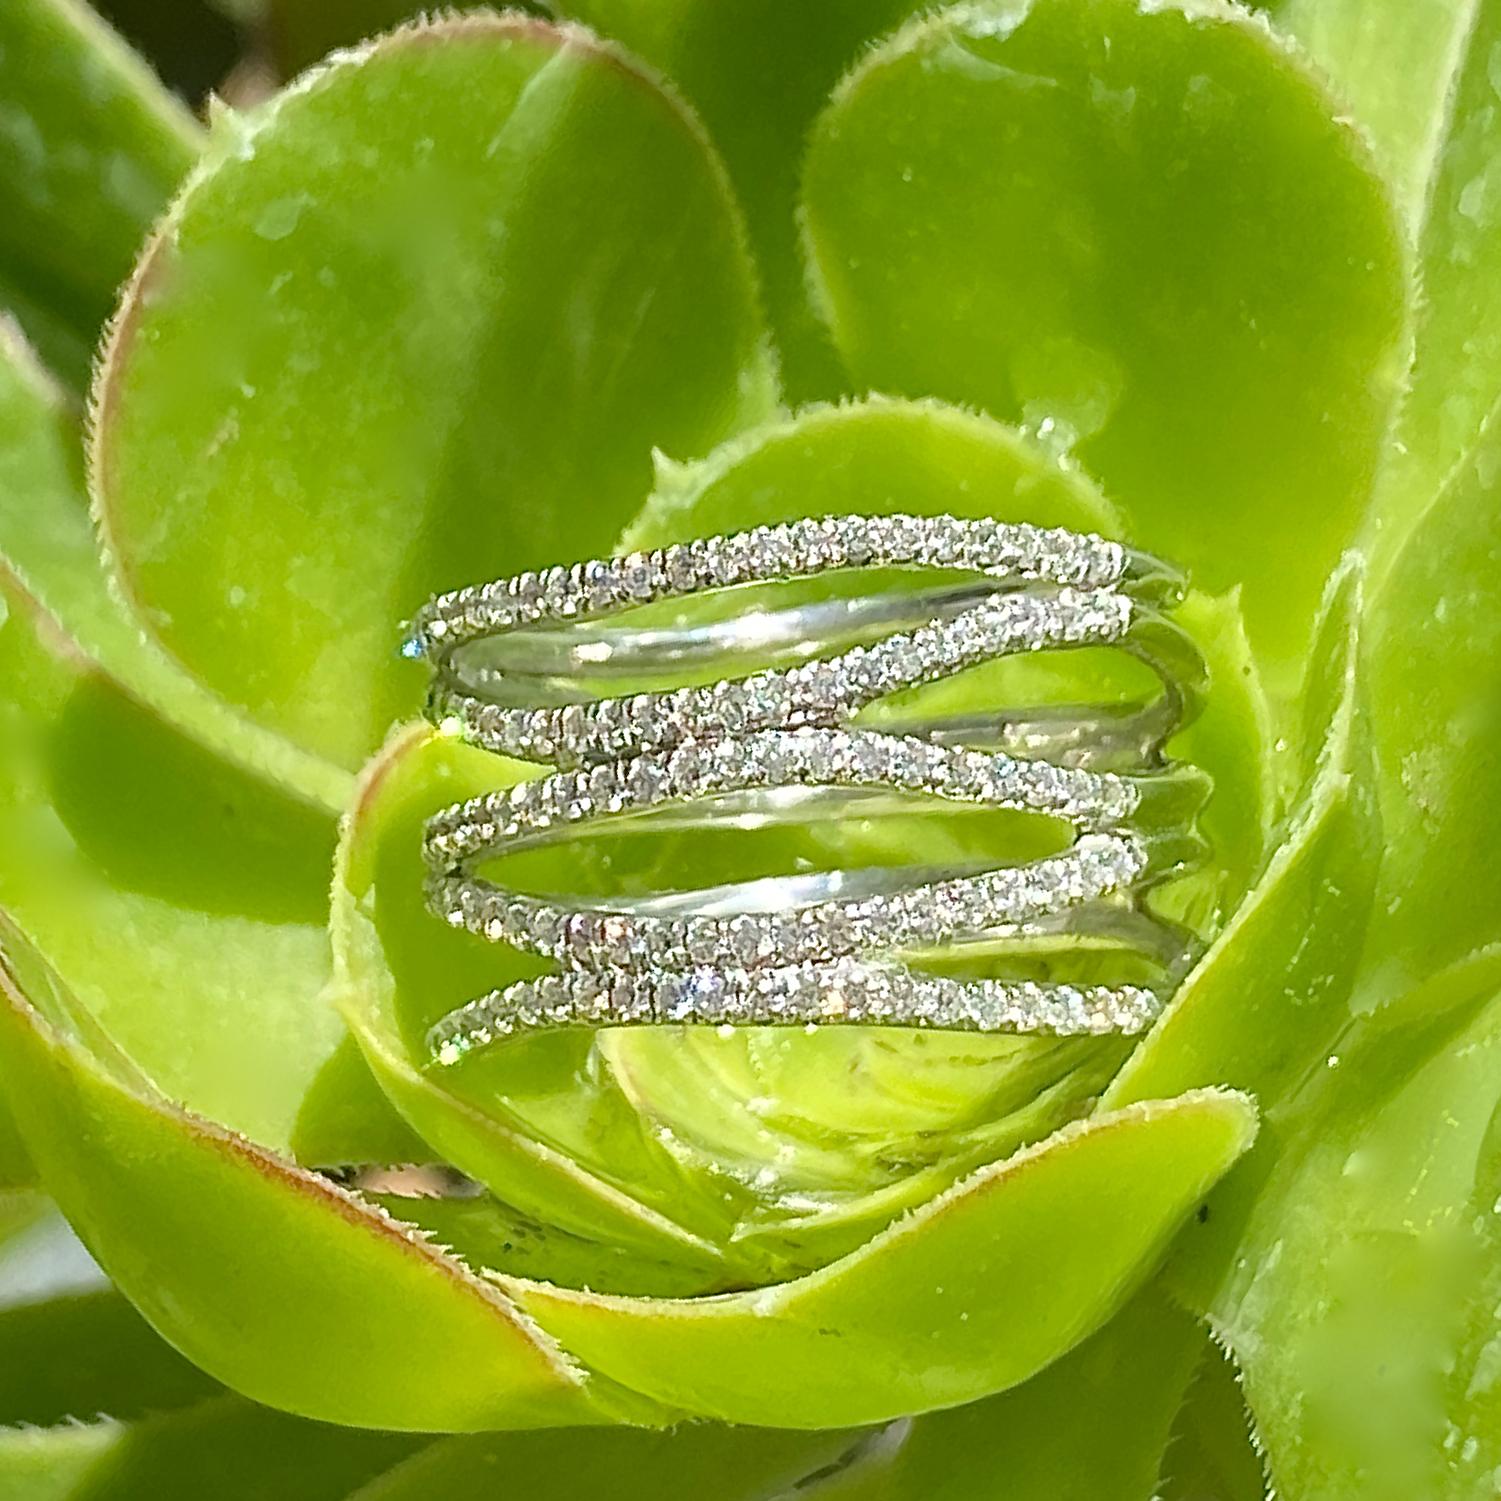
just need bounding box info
[402,514,1209,1065]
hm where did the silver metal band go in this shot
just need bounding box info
[404,513,1207,1065]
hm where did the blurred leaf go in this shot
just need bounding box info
[0,1292,217,1427]
[349,1422,858,1501]
[1364,418,1501,995]
[1190,948,1501,1501]
[1269,1,1501,573]
[0,1399,424,1501]
[503,1090,1256,1426]
[0,1232,424,1499]
[0,1425,120,1501]
[0,0,200,385]
[0,1192,44,1248]
[0,314,351,813]
[93,13,778,771]
[550,0,926,395]
[0,1104,32,1191]
[265,0,462,73]
[289,1033,433,1170]
[0,564,342,1148]
[1266,0,1479,225]
[0,930,666,1430]
[803,1292,1204,1500]
[800,0,1407,679]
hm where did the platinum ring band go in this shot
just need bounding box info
[405,513,1207,1065]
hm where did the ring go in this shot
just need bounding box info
[402,514,1209,1065]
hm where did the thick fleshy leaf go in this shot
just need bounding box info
[1158,1342,1269,1501]
[617,400,1134,1251]
[1104,558,1376,1116]
[1264,2,1501,571]
[802,1293,1204,1500]
[619,395,1124,546]
[1193,948,1501,1500]
[0,316,351,813]
[1103,564,1378,1322]
[801,0,1406,677]
[93,13,778,771]
[0,564,341,1148]
[550,0,925,393]
[1364,418,1501,996]
[611,398,1269,1252]
[349,1423,858,1501]
[0,934,662,1431]
[335,722,739,1280]
[0,0,199,385]
[502,1090,1256,1426]
[1265,0,1480,225]
[1375,0,1501,563]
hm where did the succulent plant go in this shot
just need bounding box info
[1,0,1499,1495]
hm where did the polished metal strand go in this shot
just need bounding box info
[404,514,1201,1062]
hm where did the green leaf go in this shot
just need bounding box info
[611,398,1269,1261]
[0,930,664,1431]
[0,1399,425,1501]
[1193,948,1501,1501]
[802,1293,1205,1500]
[0,0,199,386]
[800,0,1407,678]
[1264,0,1479,226]
[0,1104,32,1192]
[620,395,1125,546]
[349,1423,858,1501]
[265,0,460,72]
[0,315,351,814]
[332,398,1184,1287]
[1104,557,1377,1117]
[0,1291,218,1427]
[549,0,927,395]
[502,1089,1256,1426]
[0,1425,120,1501]
[335,723,738,1279]
[0,563,342,1149]
[1364,418,1501,994]
[0,1245,425,1498]
[93,13,778,772]
[1268,1,1501,571]
[1159,1342,1269,1501]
